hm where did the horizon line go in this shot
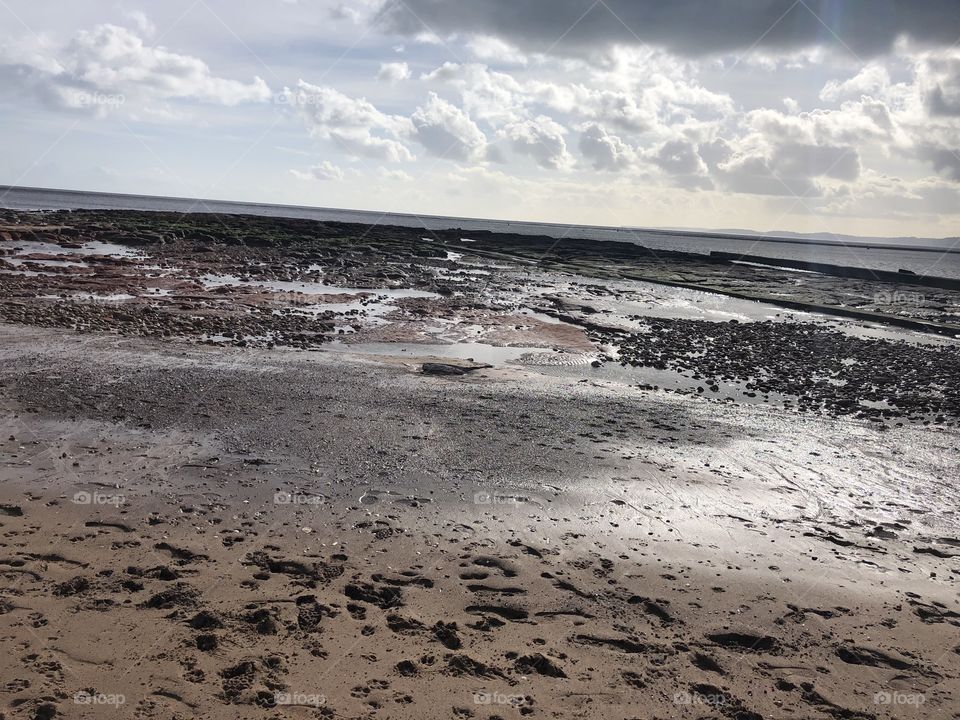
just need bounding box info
[2,183,957,252]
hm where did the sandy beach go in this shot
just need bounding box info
[1,210,959,719]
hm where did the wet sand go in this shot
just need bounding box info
[0,210,959,719]
[1,325,958,720]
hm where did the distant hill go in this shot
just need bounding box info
[653,226,960,249]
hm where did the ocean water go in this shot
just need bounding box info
[3,185,959,280]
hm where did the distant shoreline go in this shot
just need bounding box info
[2,183,957,255]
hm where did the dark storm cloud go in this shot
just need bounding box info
[376,0,960,57]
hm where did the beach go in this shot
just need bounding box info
[1,209,958,719]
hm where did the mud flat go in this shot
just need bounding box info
[0,210,959,719]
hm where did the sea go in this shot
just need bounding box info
[2,185,958,280]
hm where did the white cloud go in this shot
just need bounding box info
[377,61,410,82]
[820,64,891,103]
[0,23,271,114]
[410,92,488,162]
[917,49,960,117]
[717,154,821,197]
[291,160,344,180]
[651,139,708,175]
[573,88,654,133]
[284,80,414,162]
[377,167,414,182]
[709,104,870,196]
[421,62,527,124]
[578,123,636,171]
[121,10,155,36]
[502,116,573,170]
[328,4,361,22]
[466,36,528,66]
[328,1,380,23]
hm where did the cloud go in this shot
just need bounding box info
[291,160,344,180]
[410,92,488,161]
[650,139,707,175]
[713,137,861,197]
[375,0,960,57]
[707,103,868,196]
[377,61,410,82]
[466,35,528,66]
[916,143,960,180]
[377,167,414,181]
[0,23,270,114]
[578,123,636,171]
[121,10,155,36]
[530,49,734,137]
[819,64,891,103]
[917,50,960,117]
[717,154,821,197]
[502,116,573,170]
[284,80,414,162]
[816,171,960,217]
[572,88,653,133]
[421,62,527,124]
[419,48,733,139]
[329,4,362,22]
[646,138,713,189]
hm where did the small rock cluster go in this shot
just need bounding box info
[595,318,960,423]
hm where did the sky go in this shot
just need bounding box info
[1,0,959,238]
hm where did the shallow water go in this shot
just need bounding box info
[3,238,145,259]
[325,341,565,364]
[199,273,439,299]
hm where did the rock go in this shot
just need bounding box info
[421,363,469,375]
[421,362,490,376]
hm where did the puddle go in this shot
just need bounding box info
[199,273,439,299]
[4,257,88,268]
[0,269,51,276]
[518,308,576,325]
[820,318,960,346]
[433,267,491,278]
[74,241,146,258]
[39,293,136,302]
[275,298,399,327]
[3,239,145,259]
[537,275,958,347]
[554,277,792,324]
[326,341,564,365]
[203,333,274,344]
[732,260,820,274]
[541,360,794,406]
